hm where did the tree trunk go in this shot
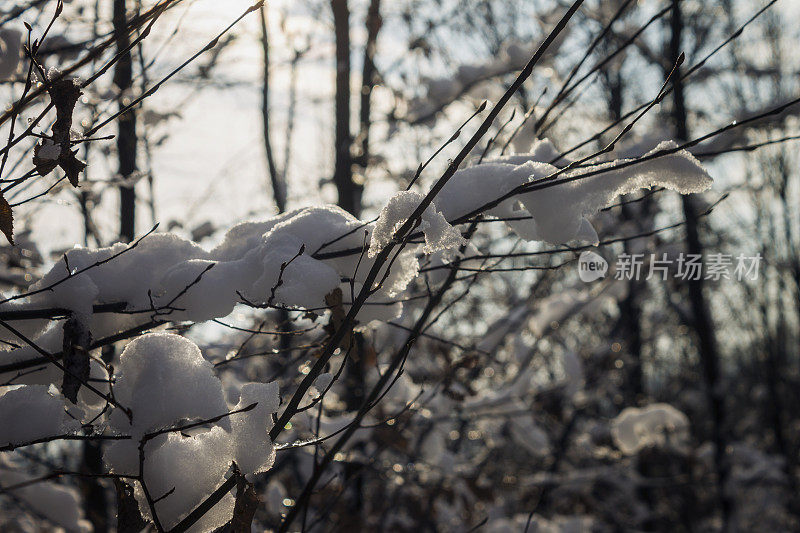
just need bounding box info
[80,439,109,533]
[353,0,381,182]
[668,1,731,528]
[113,0,137,242]
[604,66,645,405]
[331,0,360,217]
[336,2,382,525]
[259,5,286,213]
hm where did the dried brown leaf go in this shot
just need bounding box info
[0,193,13,245]
[32,76,87,186]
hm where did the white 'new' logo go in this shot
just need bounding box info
[578,251,608,282]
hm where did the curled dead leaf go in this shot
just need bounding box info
[32,74,87,186]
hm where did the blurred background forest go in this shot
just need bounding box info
[1,0,800,531]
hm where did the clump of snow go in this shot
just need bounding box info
[527,288,598,338]
[370,190,465,258]
[156,259,242,322]
[509,416,550,457]
[561,350,584,398]
[211,206,364,264]
[0,28,22,81]
[230,382,280,480]
[407,41,559,122]
[437,140,712,245]
[249,233,341,310]
[435,162,535,223]
[486,138,566,167]
[0,468,92,532]
[0,385,80,447]
[611,403,690,455]
[28,233,208,317]
[107,333,229,437]
[137,426,234,531]
[11,206,372,329]
[514,141,713,245]
[209,212,295,261]
[100,333,280,529]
